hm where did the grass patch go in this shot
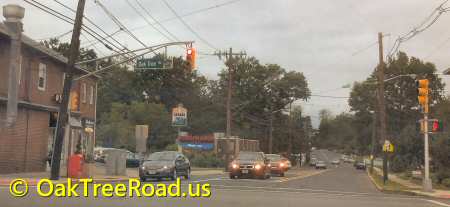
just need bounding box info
[368,171,416,195]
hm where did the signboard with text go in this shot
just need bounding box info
[172,104,187,127]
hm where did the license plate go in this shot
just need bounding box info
[147,170,156,175]
[242,170,248,174]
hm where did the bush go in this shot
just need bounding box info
[189,153,224,168]
[442,178,450,188]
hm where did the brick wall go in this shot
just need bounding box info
[0,107,49,174]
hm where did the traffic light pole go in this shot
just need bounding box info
[423,112,432,191]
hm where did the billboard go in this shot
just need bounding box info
[172,104,187,127]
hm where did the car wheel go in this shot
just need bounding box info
[280,172,285,177]
[140,177,146,182]
[184,168,191,180]
[171,169,177,181]
[229,174,235,179]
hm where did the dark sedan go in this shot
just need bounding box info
[229,151,271,179]
[139,151,190,181]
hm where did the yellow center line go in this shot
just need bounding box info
[278,170,329,183]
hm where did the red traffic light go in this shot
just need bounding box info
[431,120,443,132]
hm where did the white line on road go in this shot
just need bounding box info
[424,199,450,207]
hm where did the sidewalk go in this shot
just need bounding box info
[0,164,225,186]
[371,167,450,199]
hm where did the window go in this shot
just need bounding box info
[81,83,87,103]
[38,63,46,91]
[89,85,94,105]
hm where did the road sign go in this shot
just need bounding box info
[135,125,149,153]
[135,57,173,70]
[382,140,394,153]
[172,104,187,127]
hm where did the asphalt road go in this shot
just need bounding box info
[1,149,448,207]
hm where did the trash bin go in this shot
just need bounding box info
[104,149,127,176]
[68,154,84,178]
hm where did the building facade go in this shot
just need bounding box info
[0,22,97,174]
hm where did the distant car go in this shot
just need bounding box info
[126,152,141,168]
[315,161,327,169]
[266,154,289,177]
[309,158,317,167]
[139,151,191,181]
[331,159,340,165]
[229,151,271,179]
[354,161,366,170]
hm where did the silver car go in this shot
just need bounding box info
[315,161,327,169]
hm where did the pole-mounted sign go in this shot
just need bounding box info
[172,104,187,127]
[382,140,394,153]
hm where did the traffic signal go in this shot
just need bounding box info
[416,79,429,113]
[70,91,79,111]
[186,47,196,70]
[431,119,443,132]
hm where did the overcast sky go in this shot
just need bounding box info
[2,0,450,127]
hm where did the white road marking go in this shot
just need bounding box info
[424,199,450,207]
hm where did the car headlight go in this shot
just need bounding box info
[232,164,238,169]
[141,166,146,170]
[280,163,285,167]
[163,165,168,169]
[255,164,261,170]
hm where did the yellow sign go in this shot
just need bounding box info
[382,140,394,153]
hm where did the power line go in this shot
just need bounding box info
[94,0,148,48]
[310,94,349,99]
[25,0,128,55]
[35,30,72,41]
[129,0,243,33]
[53,0,131,55]
[160,0,218,51]
[387,0,450,60]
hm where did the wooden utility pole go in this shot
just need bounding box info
[377,32,388,184]
[213,48,245,171]
[50,0,86,180]
[226,47,233,138]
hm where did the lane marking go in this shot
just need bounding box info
[278,170,329,182]
[425,199,450,207]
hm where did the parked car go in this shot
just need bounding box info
[266,154,289,177]
[315,161,327,169]
[229,151,271,179]
[331,159,340,165]
[139,151,190,181]
[310,158,317,167]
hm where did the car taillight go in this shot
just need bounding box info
[255,164,261,170]
[232,163,238,169]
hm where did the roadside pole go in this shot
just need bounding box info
[423,101,432,192]
[376,32,388,185]
[50,0,86,180]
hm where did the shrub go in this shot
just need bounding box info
[189,153,224,168]
[442,178,450,188]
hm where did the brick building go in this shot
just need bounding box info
[0,21,97,174]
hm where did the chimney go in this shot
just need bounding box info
[3,4,24,127]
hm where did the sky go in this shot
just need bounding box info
[1,0,450,127]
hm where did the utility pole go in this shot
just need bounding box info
[377,32,388,184]
[287,102,293,156]
[3,4,24,127]
[213,48,246,171]
[50,0,86,180]
[370,110,377,174]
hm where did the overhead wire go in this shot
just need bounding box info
[94,0,148,48]
[387,0,450,60]
[160,0,218,51]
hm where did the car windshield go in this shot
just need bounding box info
[237,152,262,161]
[145,152,177,161]
[266,154,281,161]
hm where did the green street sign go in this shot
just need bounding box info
[135,58,164,69]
